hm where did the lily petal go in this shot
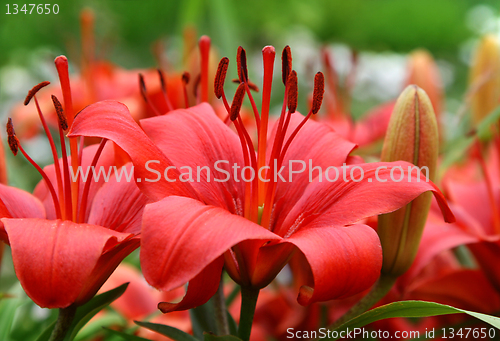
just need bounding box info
[286,223,382,305]
[276,162,455,237]
[68,100,198,201]
[140,103,245,210]
[0,184,45,243]
[88,164,149,234]
[1,218,136,308]
[267,113,356,222]
[140,196,280,292]
[158,257,224,313]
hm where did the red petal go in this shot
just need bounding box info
[88,164,149,234]
[68,100,198,201]
[0,184,45,243]
[276,162,455,237]
[2,218,135,308]
[158,257,224,312]
[140,196,279,292]
[400,203,491,287]
[286,223,382,305]
[33,143,117,220]
[267,113,355,222]
[140,103,245,210]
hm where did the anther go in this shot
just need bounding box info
[287,70,298,113]
[182,72,191,85]
[24,81,50,106]
[6,118,18,156]
[282,45,292,86]
[215,57,229,99]
[51,95,68,130]
[230,83,246,121]
[312,72,325,115]
[157,68,167,92]
[237,46,249,83]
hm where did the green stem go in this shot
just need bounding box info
[329,274,397,330]
[49,305,77,341]
[238,287,259,341]
[213,279,230,335]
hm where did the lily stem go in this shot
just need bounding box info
[329,274,397,331]
[213,278,230,336]
[238,286,260,341]
[49,305,77,341]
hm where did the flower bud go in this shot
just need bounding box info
[378,85,438,276]
[469,34,500,126]
[406,49,443,116]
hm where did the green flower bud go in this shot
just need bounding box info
[378,85,438,276]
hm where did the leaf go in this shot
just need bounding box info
[226,312,238,336]
[62,283,129,341]
[103,327,152,341]
[135,321,198,341]
[330,300,500,340]
[189,298,217,339]
[203,333,243,341]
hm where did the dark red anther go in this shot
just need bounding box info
[312,72,325,115]
[6,118,19,156]
[237,46,248,83]
[230,83,246,121]
[138,73,148,102]
[51,95,68,130]
[157,69,167,92]
[214,57,229,99]
[182,72,190,85]
[287,70,298,113]
[281,45,292,86]
[24,81,50,105]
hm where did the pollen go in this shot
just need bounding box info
[6,118,19,156]
[230,83,246,121]
[312,72,325,115]
[287,70,298,113]
[51,95,68,130]
[215,57,229,99]
[281,45,292,86]
[237,46,248,83]
[24,81,51,106]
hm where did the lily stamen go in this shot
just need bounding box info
[78,139,108,223]
[51,95,73,221]
[199,35,211,103]
[139,73,161,116]
[157,68,174,112]
[181,71,190,108]
[6,118,62,219]
[24,82,65,210]
[55,56,80,220]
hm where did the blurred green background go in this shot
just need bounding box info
[0,0,498,66]
[0,0,499,192]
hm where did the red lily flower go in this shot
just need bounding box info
[69,45,454,312]
[0,58,148,309]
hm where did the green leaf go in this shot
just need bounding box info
[226,312,238,336]
[62,283,129,341]
[189,299,217,339]
[103,327,152,341]
[330,300,500,340]
[203,333,243,341]
[135,321,198,341]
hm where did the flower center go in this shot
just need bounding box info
[216,45,325,231]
